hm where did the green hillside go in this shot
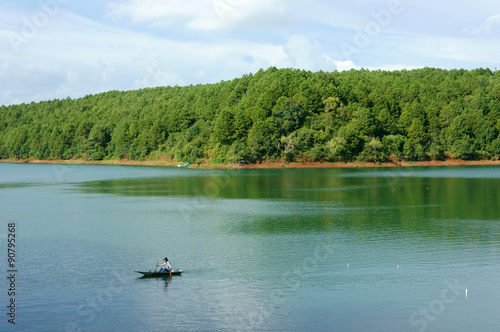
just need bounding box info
[1,67,500,164]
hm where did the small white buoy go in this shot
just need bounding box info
[397,265,399,270]
[466,288,468,298]
[347,264,349,268]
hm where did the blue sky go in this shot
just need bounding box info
[1,0,499,106]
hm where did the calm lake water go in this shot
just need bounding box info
[1,163,499,331]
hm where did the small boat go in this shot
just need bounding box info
[135,269,183,277]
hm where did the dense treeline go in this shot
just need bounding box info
[1,67,500,164]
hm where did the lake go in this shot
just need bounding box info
[1,163,499,331]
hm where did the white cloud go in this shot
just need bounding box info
[470,13,500,35]
[401,32,500,66]
[107,0,301,32]
[281,35,335,71]
[277,35,357,72]
[108,0,214,26]
[0,9,351,105]
[1,1,499,106]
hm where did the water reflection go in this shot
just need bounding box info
[72,168,500,244]
[137,276,172,290]
[3,164,500,331]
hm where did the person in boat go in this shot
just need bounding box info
[156,257,171,273]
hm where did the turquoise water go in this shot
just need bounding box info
[0,164,499,331]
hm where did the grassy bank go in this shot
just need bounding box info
[2,157,499,169]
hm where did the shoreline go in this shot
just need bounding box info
[1,157,500,169]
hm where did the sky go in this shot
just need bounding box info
[0,0,499,106]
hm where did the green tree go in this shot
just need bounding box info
[327,125,362,162]
[359,137,385,162]
[272,97,305,135]
[1,67,499,164]
[382,135,406,160]
[247,119,279,159]
[213,109,235,145]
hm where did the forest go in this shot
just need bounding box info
[1,67,499,164]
